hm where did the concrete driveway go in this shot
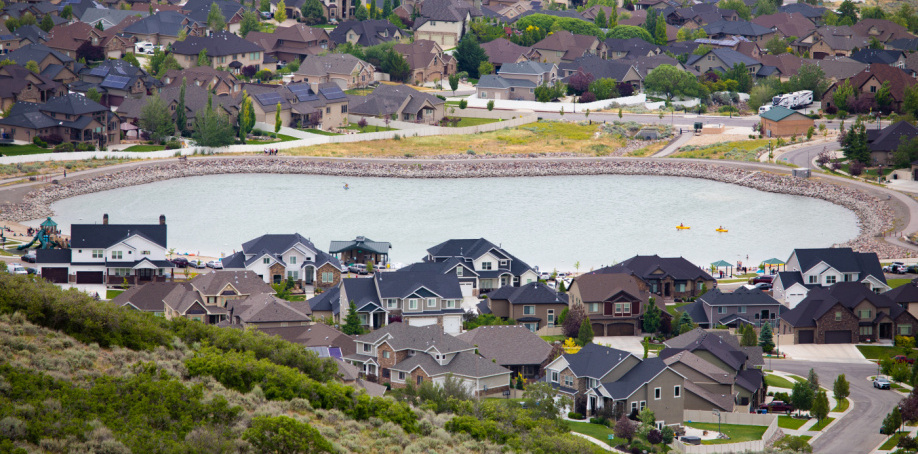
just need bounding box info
[593,336,646,357]
[779,343,871,364]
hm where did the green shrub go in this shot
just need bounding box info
[54,143,74,152]
[32,137,47,148]
[567,412,584,420]
[164,140,182,150]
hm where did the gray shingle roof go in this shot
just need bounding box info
[563,342,633,378]
[390,350,510,378]
[593,254,713,281]
[487,282,567,305]
[703,19,773,37]
[124,11,201,37]
[329,236,391,255]
[498,60,555,76]
[354,322,474,353]
[70,222,167,249]
[476,74,536,89]
[699,286,781,307]
[113,282,182,312]
[457,324,553,366]
[329,20,403,47]
[791,247,886,283]
[598,357,669,400]
[172,31,263,57]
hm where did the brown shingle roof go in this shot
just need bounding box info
[572,272,648,303]
[752,12,816,39]
[457,325,553,367]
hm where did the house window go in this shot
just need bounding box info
[499,260,508,268]
[860,326,873,335]
[263,258,270,264]
[717,307,727,314]
[111,251,122,260]
[859,309,872,319]
[362,343,371,353]
[92,249,104,258]
[615,302,631,314]
[654,387,661,400]
[548,310,555,326]
[417,375,423,385]
[290,256,297,264]
[398,371,406,381]
[589,303,600,312]
[590,378,599,388]
[326,107,330,114]
[674,385,681,398]
[640,401,647,410]
[835,311,842,321]
[524,323,538,332]
[826,275,836,284]
[287,271,299,280]
[738,306,746,313]
[321,272,334,283]
[386,299,398,309]
[808,275,817,284]
[341,105,347,113]
[456,267,463,276]
[445,300,455,308]
[676,282,686,292]
[383,350,390,358]
[427,298,437,308]
[524,305,535,315]
[141,250,150,255]
[631,402,638,412]
[900,325,912,335]
[409,299,418,310]
[551,371,559,383]
[563,375,574,387]
[481,262,492,270]
[871,85,877,93]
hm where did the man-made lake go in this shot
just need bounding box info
[34,173,859,271]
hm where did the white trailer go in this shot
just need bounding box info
[771,90,813,109]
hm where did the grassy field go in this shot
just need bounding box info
[565,421,626,446]
[105,289,123,299]
[627,141,667,157]
[344,88,374,96]
[778,416,809,430]
[666,302,691,317]
[881,432,907,450]
[300,128,341,136]
[684,422,768,444]
[248,133,298,144]
[445,117,501,127]
[765,374,796,389]
[833,399,849,413]
[0,144,54,156]
[343,122,399,133]
[810,417,834,431]
[888,279,912,288]
[285,121,627,158]
[857,345,915,361]
[672,139,770,161]
[541,335,566,343]
[123,145,166,151]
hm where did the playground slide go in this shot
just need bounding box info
[16,232,41,250]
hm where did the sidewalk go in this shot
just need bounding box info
[652,133,693,157]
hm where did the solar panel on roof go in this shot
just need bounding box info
[89,66,109,77]
[319,87,345,100]
[254,92,284,105]
[288,85,318,102]
[100,75,131,89]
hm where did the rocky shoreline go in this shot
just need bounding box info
[0,157,908,258]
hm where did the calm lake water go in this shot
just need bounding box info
[33,173,859,271]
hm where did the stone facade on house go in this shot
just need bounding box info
[815,303,859,344]
[316,262,342,288]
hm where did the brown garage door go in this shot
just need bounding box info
[824,330,852,344]
[41,267,68,284]
[607,323,635,336]
[75,271,104,284]
[592,323,606,336]
[797,330,814,344]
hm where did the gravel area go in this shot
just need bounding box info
[0,157,907,258]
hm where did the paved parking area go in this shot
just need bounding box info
[592,336,646,356]
[779,344,871,364]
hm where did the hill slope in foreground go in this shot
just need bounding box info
[0,273,603,454]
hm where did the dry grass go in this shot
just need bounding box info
[284,121,627,158]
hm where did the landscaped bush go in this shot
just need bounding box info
[254,69,273,81]
[39,134,64,145]
[164,140,182,150]
[567,412,584,420]
[31,137,47,148]
[53,143,74,152]
[75,142,93,151]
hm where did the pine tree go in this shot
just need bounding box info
[833,374,850,402]
[759,322,775,353]
[609,4,618,27]
[642,300,661,334]
[654,18,667,45]
[578,317,594,346]
[207,2,226,32]
[807,368,819,393]
[355,4,368,20]
[176,78,187,135]
[383,0,392,18]
[275,102,282,133]
[594,8,607,28]
[741,324,757,346]
[342,301,363,335]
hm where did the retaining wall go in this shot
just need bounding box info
[671,410,778,454]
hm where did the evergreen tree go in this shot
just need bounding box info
[741,324,757,347]
[39,14,54,32]
[455,35,489,78]
[383,0,392,18]
[758,322,775,353]
[342,301,364,335]
[842,117,870,164]
[807,368,819,393]
[578,317,594,346]
[677,311,694,334]
[176,78,187,135]
[275,102,282,133]
[609,4,618,27]
[355,4,368,20]
[275,0,287,22]
[594,8,607,28]
[207,2,226,32]
[654,17,666,45]
[642,300,661,334]
[643,8,657,35]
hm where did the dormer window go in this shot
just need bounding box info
[481,262,492,270]
[362,343,371,353]
[499,260,508,268]
[808,275,817,284]
[263,258,270,264]
[456,267,463,277]
[290,256,297,264]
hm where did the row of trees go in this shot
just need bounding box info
[138,79,240,148]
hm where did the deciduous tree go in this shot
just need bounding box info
[176,78,187,134]
[791,381,814,417]
[275,0,287,22]
[614,415,636,442]
[239,10,260,37]
[741,324,757,347]
[207,2,226,31]
[301,0,325,24]
[140,94,174,144]
[238,91,255,143]
[274,102,282,133]
[644,64,706,101]
[455,35,489,78]
[812,390,829,422]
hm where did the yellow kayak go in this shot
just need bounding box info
[716,228,729,233]
[677,226,691,230]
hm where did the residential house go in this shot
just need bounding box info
[183,0,248,34]
[221,233,344,288]
[683,287,784,329]
[822,65,916,116]
[604,38,659,60]
[0,25,49,55]
[778,3,827,22]
[543,343,642,414]
[772,247,889,308]
[257,323,356,356]
[329,236,391,267]
[751,12,816,40]
[661,328,765,409]
[349,83,445,124]
[849,49,907,69]
[756,54,804,81]
[590,255,716,301]
[413,0,481,48]
[585,357,686,425]
[759,106,814,137]
[457,324,554,379]
[246,24,332,66]
[240,82,349,130]
[476,60,558,101]
[344,322,511,394]
[80,9,149,31]
[793,26,869,59]
[660,350,735,412]
[884,282,918,320]
[851,19,916,44]
[780,282,918,343]
[35,214,167,286]
[567,272,665,336]
[686,47,763,76]
[392,39,456,84]
[890,38,918,52]
[0,43,80,83]
[45,21,135,60]
[162,66,240,95]
[117,84,237,132]
[417,238,539,295]
[627,54,695,79]
[480,281,568,332]
[866,121,918,166]
[123,11,205,47]
[806,57,867,83]
[665,4,738,28]
[171,31,265,72]
[291,53,376,89]
[73,59,157,108]
[531,31,607,65]
[703,20,776,43]
[480,38,539,72]
[0,93,120,146]
[559,55,643,91]
[0,63,65,112]
[330,19,405,47]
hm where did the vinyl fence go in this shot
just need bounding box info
[671,410,778,454]
[464,94,647,112]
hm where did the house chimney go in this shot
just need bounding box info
[103,213,108,225]
[160,214,166,225]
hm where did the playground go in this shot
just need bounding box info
[16,217,68,251]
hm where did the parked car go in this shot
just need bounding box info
[7,264,27,275]
[759,401,794,413]
[894,355,915,364]
[884,262,906,274]
[259,11,273,19]
[21,251,36,263]
[750,275,774,285]
[907,265,918,274]
[25,267,38,275]
[753,282,772,291]
[206,260,223,269]
[874,377,891,389]
[190,260,206,269]
[171,257,189,268]
[348,264,367,275]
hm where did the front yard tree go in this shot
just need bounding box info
[275,0,288,22]
[644,64,705,101]
[643,300,661,334]
[833,79,855,112]
[647,429,663,448]
[275,102,282,133]
[677,311,694,334]
[578,317,594,346]
[882,405,903,436]
[791,381,814,417]
[455,35,488,78]
[342,301,363,335]
[758,321,775,353]
[239,11,259,37]
[176,78,187,135]
[807,368,819,392]
[207,2,226,32]
[833,374,850,403]
[354,4,368,20]
[741,324,757,347]
[563,303,586,338]
[812,390,829,423]
[842,117,869,164]
[614,415,636,443]
[239,91,255,143]
[140,94,174,144]
[523,381,570,419]
[900,389,918,423]
[301,0,325,24]
[448,73,460,94]
[487,99,494,111]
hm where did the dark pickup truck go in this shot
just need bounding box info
[760,401,794,413]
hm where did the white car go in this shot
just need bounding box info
[206,260,223,269]
[191,260,206,269]
[7,264,28,275]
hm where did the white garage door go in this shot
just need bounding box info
[443,316,461,334]
[460,283,473,297]
[409,317,438,327]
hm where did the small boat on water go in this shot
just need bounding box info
[676,225,690,230]
[343,183,349,190]
[716,227,728,233]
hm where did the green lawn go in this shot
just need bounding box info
[566,421,625,446]
[666,302,691,317]
[839,163,882,177]
[300,128,341,136]
[833,399,849,413]
[791,376,806,383]
[247,133,298,144]
[541,335,566,343]
[778,416,809,430]
[343,122,398,132]
[882,432,907,450]
[683,422,768,444]
[888,279,912,289]
[106,289,124,299]
[856,345,915,361]
[765,374,796,389]
[123,144,166,151]
[344,88,374,96]
[284,295,307,301]
[810,417,834,431]
[0,144,53,156]
[799,435,812,442]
